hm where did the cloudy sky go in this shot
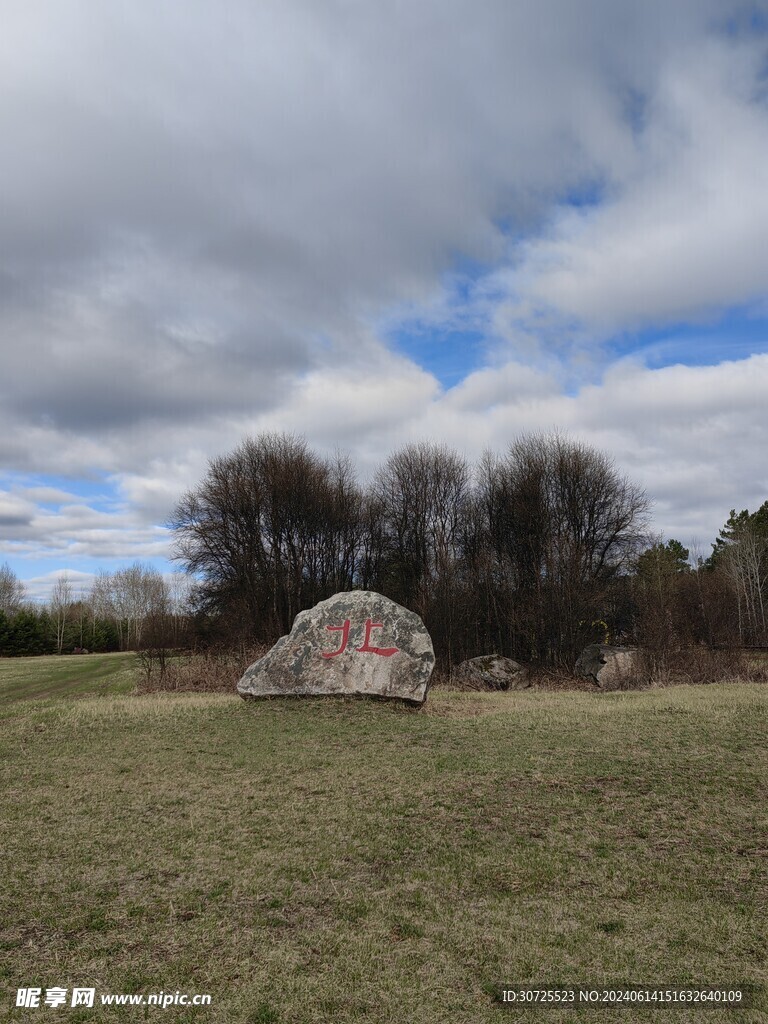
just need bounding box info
[2,0,768,599]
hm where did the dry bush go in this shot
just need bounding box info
[640,646,768,687]
[525,664,602,692]
[426,666,452,689]
[137,644,270,693]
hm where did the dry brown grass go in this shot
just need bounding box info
[439,647,768,696]
[136,644,270,694]
[138,640,768,706]
[642,647,768,688]
[2,682,766,1022]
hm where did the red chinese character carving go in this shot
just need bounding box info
[355,619,399,657]
[321,618,351,658]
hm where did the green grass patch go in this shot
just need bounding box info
[0,652,138,701]
[1,684,766,1021]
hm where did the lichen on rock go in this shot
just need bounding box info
[237,590,435,704]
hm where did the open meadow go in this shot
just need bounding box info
[0,653,137,702]
[1,656,767,1022]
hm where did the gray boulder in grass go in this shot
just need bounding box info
[452,654,530,690]
[237,590,435,705]
[575,644,643,689]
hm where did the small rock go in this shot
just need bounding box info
[237,590,435,704]
[452,654,530,691]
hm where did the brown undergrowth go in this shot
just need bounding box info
[639,646,768,688]
[136,644,270,693]
[137,644,768,697]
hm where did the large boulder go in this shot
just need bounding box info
[452,654,530,691]
[575,644,644,690]
[237,591,435,705]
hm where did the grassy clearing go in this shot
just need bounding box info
[0,652,138,702]
[1,681,766,1022]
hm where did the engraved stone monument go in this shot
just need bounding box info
[237,590,435,705]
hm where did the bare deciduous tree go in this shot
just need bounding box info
[720,525,767,644]
[0,562,26,615]
[50,573,73,655]
[90,563,169,650]
[170,431,650,670]
[372,442,471,665]
[474,432,649,665]
[171,433,363,640]
[374,442,470,604]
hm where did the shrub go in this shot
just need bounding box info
[638,645,768,687]
[136,644,270,694]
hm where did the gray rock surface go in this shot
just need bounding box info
[452,654,530,691]
[575,644,644,690]
[237,591,435,704]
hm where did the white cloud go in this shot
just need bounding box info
[0,487,170,564]
[1,1,768,588]
[22,569,97,603]
[0,0,738,459]
[134,351,762,543]
[7,349,768,586]
[492,35,768,337]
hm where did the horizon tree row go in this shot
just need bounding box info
[171,431,658,668]
[0,561,191,657]
[3,439,765,664]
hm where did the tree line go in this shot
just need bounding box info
[3,432,766,668]
[0,562,189,657]
[170,431,768,670]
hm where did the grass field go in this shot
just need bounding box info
[0,652,137,702]
[1,659,767,1022]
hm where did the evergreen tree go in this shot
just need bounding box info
[710,508,752,564]
[637,538,690,577]
[709,502,768,643]
[0,609,10,654]
[6,610,51,656]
